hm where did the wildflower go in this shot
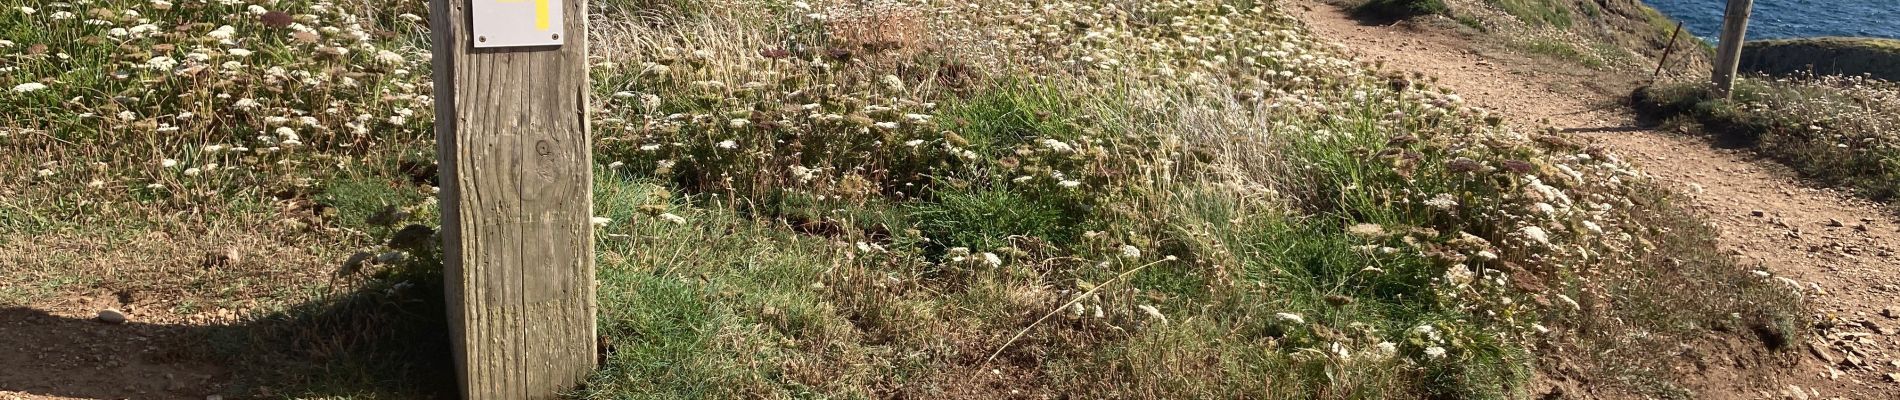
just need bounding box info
[1137,305,1166,324]
[1423,346,1447,359]
[88,180,105,189]
[11,82,47,93]
[227,48,253,57]
[1119,245,1141,259]
[1377,341,1398,354]
[161,159,178,168]
[728,118,749,128]
[716,140,738,149]
[1058,180,1081,188]
[591,217,612,226]
[183,167,201,176]
[874,122,900,130]
[1274,312,1304,324]
[981,252,1002,266]
[374,50,405,65]
[1347,223,1386,238]
[145,56,178,71]
[232,98,260,109]
[207,25,236,40]
[903,139,925,147]
[659,213,687,224]
[1423,193,1458,210]
[1040,138,1074,153]
[1554,294,1580,310]
[35,169,53,177]
[1520,226,1550,245]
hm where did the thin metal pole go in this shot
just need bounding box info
[1652,22,1685,83]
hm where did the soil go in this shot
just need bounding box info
[1291,2,1900,399]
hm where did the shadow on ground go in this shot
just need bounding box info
[0,280,455,399]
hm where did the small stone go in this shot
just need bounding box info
[1810,342,1840,364]
[1752,209,1766,217]
[1882,308,1898,319]
[1826,219,1845,227]
[97,309,127,324]
[1888,373,1900,383]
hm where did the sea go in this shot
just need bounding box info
[1642,0,1900,40]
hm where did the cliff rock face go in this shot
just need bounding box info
[1741,38,1900,80]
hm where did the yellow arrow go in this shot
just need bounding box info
[535,0,550,31]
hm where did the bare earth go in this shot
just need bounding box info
[1292,2,1900,399]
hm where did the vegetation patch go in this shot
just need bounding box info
[0,0,1803,398]
[1352,0,1452,20]
[1741,37,1900,81]
[1635,77,1900,201]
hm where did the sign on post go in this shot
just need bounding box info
[472,0,565,48]
[431,0,596,398]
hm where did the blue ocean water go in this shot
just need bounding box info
[1642,0,1900,40]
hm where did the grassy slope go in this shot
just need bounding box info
[1348,0,1703,72]
[2,0,1799,398]
[1635,76,1900,202]
[1741,37,1900,81]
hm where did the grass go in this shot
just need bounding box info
[0,0,1804,398]
[1487,0,1572,28]
[1635,76,1900,202]
[1352,0,1451,20]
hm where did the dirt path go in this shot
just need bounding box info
[1292,3,1900,399]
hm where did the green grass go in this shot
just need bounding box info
[1352,0,1451,20]
[1518,38,1607,69]
[1487,0,1572,28]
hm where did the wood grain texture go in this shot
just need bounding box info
[431,0,596,397]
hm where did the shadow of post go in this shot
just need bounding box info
[0,275,456,399]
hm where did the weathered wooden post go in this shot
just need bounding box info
[1712,0,1754,97]
[431,0,596,398]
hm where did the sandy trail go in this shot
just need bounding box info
[1292,2,1900,399]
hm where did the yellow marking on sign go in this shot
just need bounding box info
[534,0,550,31]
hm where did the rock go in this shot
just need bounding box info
[1752,209,1767,217]
[1888,373,1900,383]
[1882,308,1898,319]
[97,309,127,324]
[1809,342,1840,364]
[1826,218,1845,227]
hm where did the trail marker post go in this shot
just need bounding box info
[431,0,597,398]
[1713,0,1754,97]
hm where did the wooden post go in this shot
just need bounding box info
[431,0,596,398]
[1712,0,1754,97]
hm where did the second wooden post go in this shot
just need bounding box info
[1712,0,1754,97]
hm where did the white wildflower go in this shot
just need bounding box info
[1520,226,1550,245]
[11,82,47,93]
[1274,312,1304,324]
[659,213,687,225]
[1136,305,1166,324]
[1119,245,1141,259]
[208,25,236,40]
[1423,346,1447,359]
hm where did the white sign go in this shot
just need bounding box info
[471,0,564,48]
